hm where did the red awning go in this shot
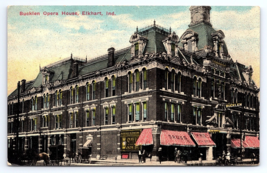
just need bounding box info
[160,130,195,147]
[231,138,249,148]
[244,136,259,149]
[135,128,153,146]
[191,132,216,147]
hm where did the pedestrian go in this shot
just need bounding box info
[142,149,146,163]
[174,148,178,163]
[177,150,181,163]
[158,147,162,164]
[138,149,142,163]
[225,151,230,165]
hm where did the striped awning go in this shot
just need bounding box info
[191,132,216,147]
[83,139,93,148]
[244,136,259,149]
[231,138,249,148]
[135,128,153,146]
[160,130,195,147]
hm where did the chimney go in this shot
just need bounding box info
[21,79,26,93]
[189,6,212,27]
[108,47,115,67]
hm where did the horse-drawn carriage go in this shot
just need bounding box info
[49,145,64,165]
[76,147,92,163]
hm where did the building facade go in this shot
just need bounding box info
[8,6,260,161]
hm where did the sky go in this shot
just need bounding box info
[7,6,260,95]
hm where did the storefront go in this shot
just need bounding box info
[120,129,142,159]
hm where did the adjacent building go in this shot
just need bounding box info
[8,6,260,161]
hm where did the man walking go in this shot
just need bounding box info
[138,149,142,163]
[158,147,162,164]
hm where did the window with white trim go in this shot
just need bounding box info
[143,102,147,121]
[128,104,133,122]
[112,106,116,124]
[105,107,109,125]
[135,102,140,122]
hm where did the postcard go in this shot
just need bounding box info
[7,6,260,166]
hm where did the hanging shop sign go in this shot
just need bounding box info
[226,103,242,108]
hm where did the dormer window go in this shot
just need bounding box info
[180,30,198,53]
[171,44,175,56]
[135,43,139,56]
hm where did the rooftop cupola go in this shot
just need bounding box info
[189,6,212,27]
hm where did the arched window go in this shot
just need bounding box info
[70,87,73,104]
[35,96,37,110]
[128,72,133,93]
[86,83,90,101]
[86,111,90,126]
[105,78,109,97]
[31,98,34,111]
[170,71,175,92]
[197,78,202,97]
[135,70,140,91]
[46,93,49,108]
[248,94,251,108]
[105,107,109,125]
[76,85,79,103]
[193,77,197,97]
[59,90,62,106]
[112,106,116,124]
[164,69,168,89]
[54,91,58,107]
[176,72,181,93]
[75,112,79,127]
[112,76,116,96]
[142,69,147,89]
[92,81,96,99]
[43,94,46,108]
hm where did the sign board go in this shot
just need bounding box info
[226,103,242,108]
[120,130,141,152]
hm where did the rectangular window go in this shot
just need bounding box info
[35,97,38,110]
[55,93,57,106]
[128,104,133,122]
[56,115,58,129]
[197,108,202,125]
[43,96,46,109]
[59,92,62,106]
[136,71,140,91]
[105,79,109,97]
[197,80,201,97]
[76,87,79,103]
[177,104,181,123]
[105,108,108,125]
[112,107,116,124]
[193,80,197,96]
[177,74,181,93]
[42,116,45,127]
[70,113,73,128]
[21,120,24,132]
[112,77,116,96]
[11,122,13,133]
[86,84,90,101]
[221,83,225,100]
[211,80,214,99]
[75,112,79,127]
[59,115,62,128]
[34,118,37,131]
[135,103,140,122]
[165,103,168,121]
[86,111,90,126]
[143,102,147,121]
[92,110,96,125]
[171,104,174,122]
[193,107,196,125]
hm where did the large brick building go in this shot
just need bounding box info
[8,6,260,161]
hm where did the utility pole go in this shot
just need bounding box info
[16,81,20,163]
